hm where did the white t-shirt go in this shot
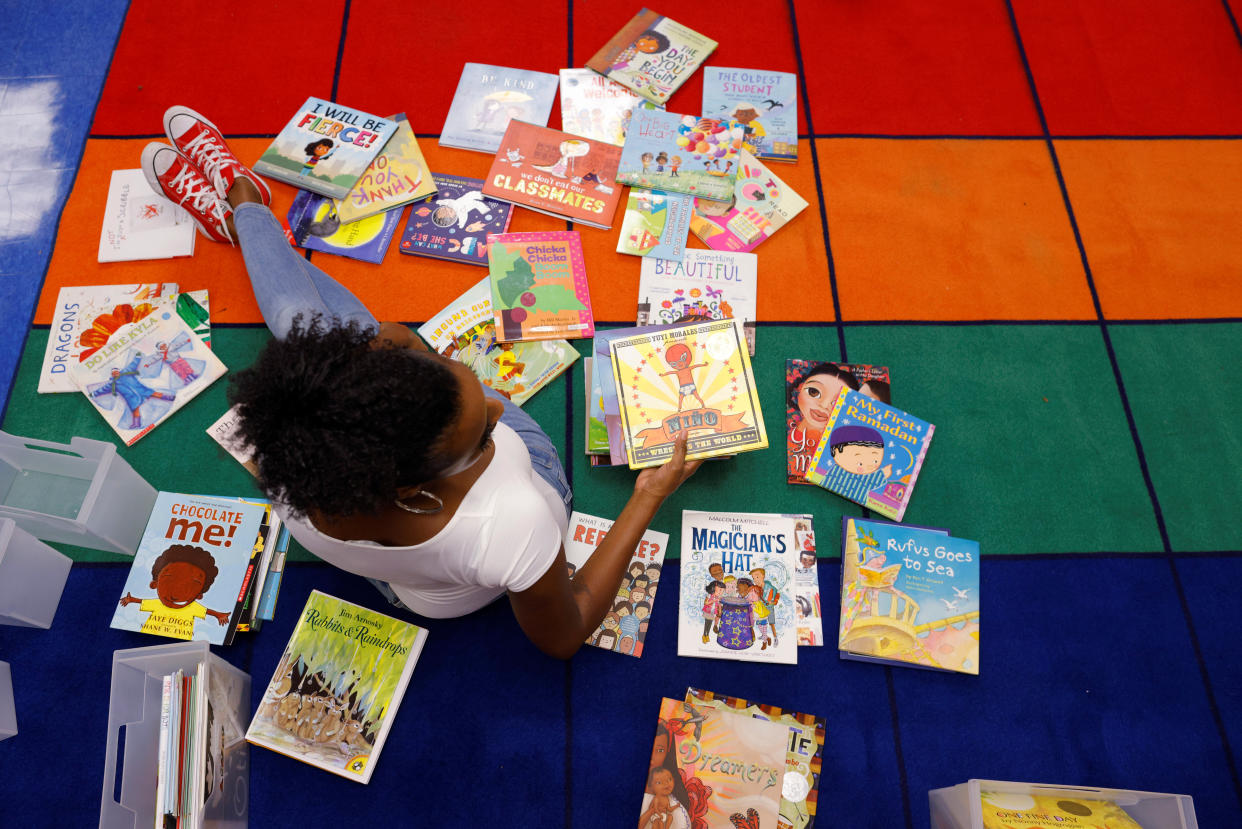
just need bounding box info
[277,422,568,618]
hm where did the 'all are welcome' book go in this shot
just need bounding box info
[399,173,513,265]
[558,68,662,146]
[616,188,694,260]
[636,249,758,355]
[690,149,808,253]
[487,231,594,342]
[701,67,799,162]
[440,63,559,153]
[332,114,435,223]
[587,9,718,105]
[616,109,745,202]
[786,360,891,486]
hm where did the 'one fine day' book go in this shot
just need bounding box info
[587,9,718,105]
[487,231,594,342]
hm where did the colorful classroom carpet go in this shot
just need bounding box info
[3,1,1242,826]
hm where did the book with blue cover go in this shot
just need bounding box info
[287,189,402,264]
[440,63,559,153]
[616,109,745,202]
[398,173,513,265]
[701,67,798,162]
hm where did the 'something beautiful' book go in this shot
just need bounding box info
[636,250,757,354]
[440,63,559,154]
[586,9,718,105]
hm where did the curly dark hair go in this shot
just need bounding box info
[787,361,860,414]
[227,317,461,517]
[151,544,219,590]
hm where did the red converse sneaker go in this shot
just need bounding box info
[140,142,233,244]
[162,105,272,204]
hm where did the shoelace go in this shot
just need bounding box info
[180,130,237,197]
[167,164,232,240]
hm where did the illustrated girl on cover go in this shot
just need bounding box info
[141,332,204,386]
[610,29,670,72]
[642,717,706,829]
[300,138,335,176]
[87,351,177,430]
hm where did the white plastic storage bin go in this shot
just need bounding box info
[99,640,249,829]
[0,517,72,628]
[0,431,156,555]
[929,779,1197,829]
[0,660,15,740]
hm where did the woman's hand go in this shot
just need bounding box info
[634,431,703,500]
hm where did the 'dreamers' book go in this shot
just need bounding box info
[678,511,800,665]
[399,173,513,265]
[558,68,663,146]
[840,518,979,674]
[786,360,891,486]
[701,68,798,162]
[616,188,693,260]
[617,109,745,202]
[636,249,758,354]
[587,9,718,105]
[487,231,594,342]
[333,114,435,223]
[690,149,809,253]
[254,98,398,199]
[247,591,428,784]
[440,63,559,153]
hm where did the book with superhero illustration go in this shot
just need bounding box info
[786,360,891,486]
[332,114,436,223]
[70,309,226,446]
[690,149,809,253]
[609,318,767,468]
[616,188,694,261]
[636,250,758,354]
[254,97,398,199]
[563,511,669,657]
[558,68,663,146]
[805,388,934,521]
[98,168,196,262]
[840,517,979,674]
[586,9,718,105]
[246,590,428,784]
[616,109,745,202]
[685,687,826,829]
[701,68,798,162]
[398,173,513,265]
[677,510,800,665]
[287,189,402,264]
[481,120,624,229]
[417,276,578,405]
[487,231,595,342]
[110,491,268,644]
[440,63,559,153]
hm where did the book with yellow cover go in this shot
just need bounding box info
[333,114,435,223]
[978,791,1146,828]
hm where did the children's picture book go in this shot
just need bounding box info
[558,68,662,146]
[805,388,934,521]
[110,492,268,644]
[609,318,767,468]
[702,68,798,162]
[616,188,693,260]
[584,357,610,458]
[98,169,195,262]
[840,517,979,674]
[686,687,826,829]
[70,309,226,446]
[616,109,744,202]
[440,63,559,153]
[246,590,428,784]
[587,9,718,105]
[677,510,799,664]
[206,404,258,476]
[786,360,891,485]
[417,276,578,405]
[791,517,823,647]
[481,120,624,229]
[287,189,402,264]
[690,149,809,253]
[563,511,669,657]
[640,696,786,829]
[226,498,282,639]
[977,791,1146,829]
[636,250,758,354]
[175,289,212,349]
[487,231,594,342]
[398,173,513,265]
[333,114,435,223]
[254,98,398,199]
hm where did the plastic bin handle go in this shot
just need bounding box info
[0,431,84,459]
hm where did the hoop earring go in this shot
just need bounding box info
[393,489,444,515]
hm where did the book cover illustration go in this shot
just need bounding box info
[690,149,809,253]
[70,310,226,446]
[440,63,559,153]
[636,250,758,354]
[977,791,1145,829]
[805,388,934,521]
[417,276,577,405]
[333,113,435,223]
[98,169,195,262]
[840,518,979,674]
[110,492,268,644]
[677,511,799,664]
[686,688,826,829]
[481,120,624,229]
[617,109,744,202]
[586,9,718,105]
[206,404,258,476]
[558,67,662,146]
[399,173,513,265]
[641,696,786,829]
[227,497,281,638]
[563,511,668,657]
[584,358,611,457]
[246,590,428,784]
[786,360,891,486]
[616,188,694,260]
[792,517,823,647]
[287,189,402,264]
[487,231,595,342]
[702,68,798,162]
[254,97,398,199]
[609,318,767,468]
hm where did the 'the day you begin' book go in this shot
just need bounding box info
[487,231,594,342]
[636,249,758,354]
[333,114,435,223]
[440,63,559,153]
[287,189,402,264]
[690,149,808,253]
[616,188,694,261]
[399,173,513,265]
[701,68,799,162]
[617,109,745,203]
[786,359,891,485]
[587,9,718,105]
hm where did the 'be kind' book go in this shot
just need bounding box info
[487,231,594,342]
[440,63,559,154]
[587,9,718,105]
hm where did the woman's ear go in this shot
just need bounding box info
[485,396,505,425]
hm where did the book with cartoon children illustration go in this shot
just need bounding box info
[563,511,669,657]
[558,68,663,146]
[440,63,559,154]
[398,173,513,265]
[840,518,979,674]
[246,590,428,784]
[110,492,269,644]
[786,359,891,486]
[98,168,196,262]
[332,113,436,223]
[70,309,226,446]
[689,149,809,253]
[677,510,800,665]
[487,231,595,342]
[287,188,402,264]
[805,388,934,521]
[791,516,824,647]
[616,187,694,260]
[616,109,745,203]
[586,9,718,105]
[636,249,758,354]
[254,97,398,199]
[701,68,799,162]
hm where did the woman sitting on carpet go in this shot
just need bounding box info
[142,106,702,659]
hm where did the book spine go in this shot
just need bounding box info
[257,528,289,621]
[893,424,935,523]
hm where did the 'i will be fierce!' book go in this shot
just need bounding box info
[487,231,594,342]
